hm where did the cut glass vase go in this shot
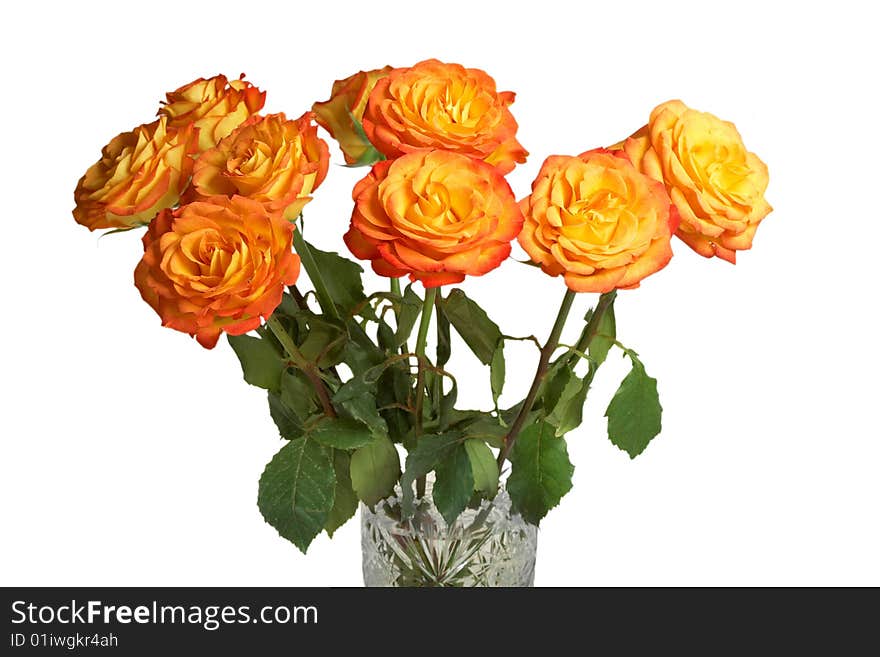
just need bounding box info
[361,484,537,587]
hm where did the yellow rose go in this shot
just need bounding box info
[312,66,393,164]
[159,74,266,152]
[72,117,197,231]
[134,195,300,349]
[362,59,527,174]
[518,149,676,292]
[617,100,771,263]
[344,150,524,287]
[191,112,329,220]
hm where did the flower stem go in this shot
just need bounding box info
[292,226,341,322]
[289,285,309,311]
[414,287,438,498]
[415,287,436,360]
[432,291,445,409]
[266,315,336,418]
[565,291,617,369]
[390,277,410,355]
[497,288,576,466]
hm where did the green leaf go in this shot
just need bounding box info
[605,354,662,458]
[393,284,422,347]
[440,288,502,365]
[541,366,577,415]
[490,341,505,407]
[399,432,463,516]
[438,377,458,430]
[325,450,358,537]
[346,144,385,168]
[545,369,590,436]
[342,318,386,375]
[309,417,375,450]
[298,316,346,368]
[350,434,400,506]
[432,444,474,524]
[268,392,303,440]
[276,291,303,318]
[500,401,528,428]
[300,240,367,315]
[258,437,335,553]
[464,439,499,494]
[586,303,616,368]
[507,421,574,525]
[227,334,284,392]
[332,377,388,437]
[268,370,321,440]
[460,414,508,449]
[344,111,386,167]
[375,364,415,444]
[99,224,147,237]
[281,369,320,420]
[377,320,396,351]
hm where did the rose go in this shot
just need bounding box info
[73,117,198,231]
[134,195,300,348]
[312,66,393,164]
[362,59,527,174]
[616,100,771,263]
[159,74,266,151]
[518,149,677,293]
[191,112,329,220]
[344,150,524,287]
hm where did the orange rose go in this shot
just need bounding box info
[617,100,771,263]
[518,149,677,293]
[73,117,197,231]
[344,150,523,287]
[191,112,329,220]
[134,195,300,349]
[362,59,527,174]
[312,66,393,164]
[159,74,266,151]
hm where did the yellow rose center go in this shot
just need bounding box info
[378,155,494,249]
[555,162,642,249]
[675,111,763,206]
[223,134,280,195]
[533,155,662,271]
[163,224,263,297]
[401,76,496,136]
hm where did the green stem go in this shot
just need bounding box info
[266,315,336,418]
[413,287,438,499]
[414,287,437,360]
[289,285,309,311]
[266,315,308,367]
[432,291,444,410]
[390,277,410,355]
[497,288,576,467]
[292,227,341,321]
[565,291,617,369]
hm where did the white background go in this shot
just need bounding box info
[2,0,878,586]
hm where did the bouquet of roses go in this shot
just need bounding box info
[72,60,770,562]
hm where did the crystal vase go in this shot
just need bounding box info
[361,484,538,587]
